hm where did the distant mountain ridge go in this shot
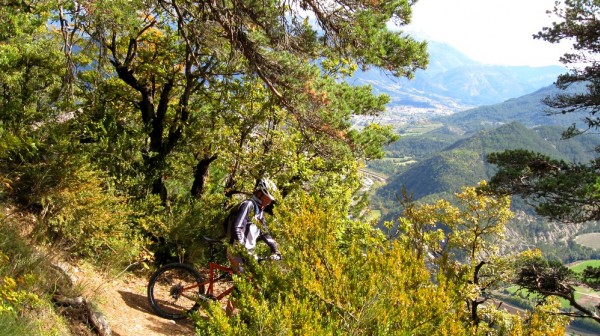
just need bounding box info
[375,80,595,203]
[437,83,588,133]
[378,122,600,202]
[348,41,566,109]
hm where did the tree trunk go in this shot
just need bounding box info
[191,155,217,197]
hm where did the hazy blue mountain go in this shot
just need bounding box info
[347,41,566,109]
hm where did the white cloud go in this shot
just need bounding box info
[404,0,571,66]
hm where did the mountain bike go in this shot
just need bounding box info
[147,236,236,320]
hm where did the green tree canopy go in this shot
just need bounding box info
[487,150,600,223]
[487,0,600,223]
[536,0,600,133]
[46,0,426,201]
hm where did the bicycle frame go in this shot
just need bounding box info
[205,261,235,300]
[179,261,234,301]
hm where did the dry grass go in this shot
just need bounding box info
[574,233,600,250]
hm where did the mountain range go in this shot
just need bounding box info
[361,39,599,210]
[349,41,567,110]
[368,83,600,262]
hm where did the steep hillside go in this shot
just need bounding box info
[372,122,600,262]
[377,123,572,200]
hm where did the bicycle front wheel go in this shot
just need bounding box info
[147,263,205,320]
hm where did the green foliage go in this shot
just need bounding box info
[582,266,600,284]
[190,187,569,334]
[522,298,570,336]
[488,149,600,223]
[535,0,600,132]
[48,0,425,202]
[349,123,399,160]
[194,194,468,335]
[399,183,514,324]
[136,193,232,264]
[30,162,144,264]
[0,2,66,133]
[0,131,146,265]
[0,223,70,335]
[514,251,575,295]
[510,250,600,324]
[4,0,577,333]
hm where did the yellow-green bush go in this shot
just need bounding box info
[194,194,468,335]
[36,163,145,266]
[193,190,572,335]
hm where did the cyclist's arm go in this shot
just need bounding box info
[258,232,279,254]
[256,215,279,254]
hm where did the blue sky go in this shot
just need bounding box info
[405,0,571,67]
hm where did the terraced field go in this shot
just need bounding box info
[574,233,600,250]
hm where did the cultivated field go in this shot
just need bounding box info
[569,259,600,274]
[574,233,600,250]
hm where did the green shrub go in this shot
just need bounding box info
[0,223,70,335]
[136,193,230,265]
[37,164,145,265]
[194,194,469,335]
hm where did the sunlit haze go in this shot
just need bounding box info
[404,0,572,67]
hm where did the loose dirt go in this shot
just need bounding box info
[65,262,196,336]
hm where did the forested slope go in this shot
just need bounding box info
[376,122,600,202]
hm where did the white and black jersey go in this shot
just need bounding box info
[225,196,278,254]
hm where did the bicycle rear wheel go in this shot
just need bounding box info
[147,263,205,320]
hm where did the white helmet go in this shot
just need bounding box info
[255,178,277,201]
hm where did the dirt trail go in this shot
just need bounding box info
[68,263,196,336]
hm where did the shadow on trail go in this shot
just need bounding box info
[117,290,153,314]
[117,290,195,336]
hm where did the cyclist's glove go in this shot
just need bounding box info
[270,253,282,261]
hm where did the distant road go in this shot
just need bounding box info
[360,169,387,183]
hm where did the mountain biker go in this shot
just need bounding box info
[224,178,282,274]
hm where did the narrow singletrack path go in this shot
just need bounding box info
[69,263,196,336]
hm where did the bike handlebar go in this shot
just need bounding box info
[202,235,224,245]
